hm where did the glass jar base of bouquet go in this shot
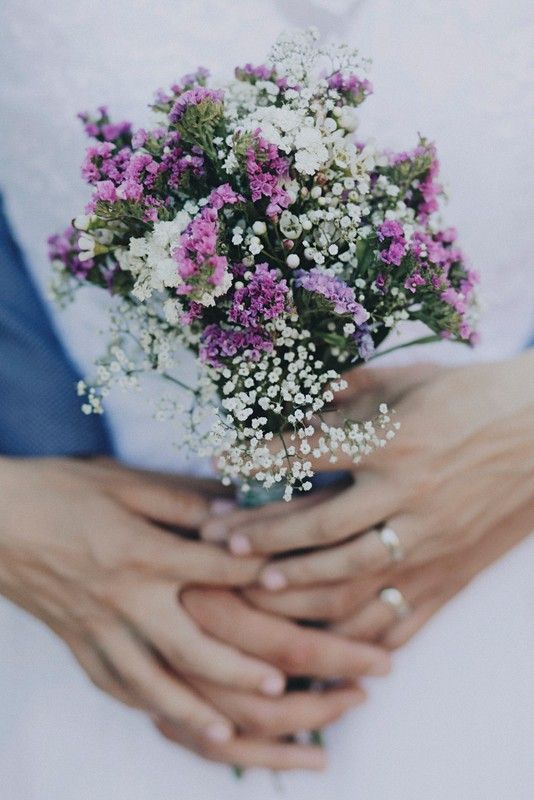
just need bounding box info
[235,479,287,508]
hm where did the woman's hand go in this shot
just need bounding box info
[0,457,285,746]
[242,498,533,650]
[154,587,391,771]
[201,352,534,592]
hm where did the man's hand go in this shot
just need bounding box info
[155,587,390,771]
[0,457,284,747]
[0,456,393,770]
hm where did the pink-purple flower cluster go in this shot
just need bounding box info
[377,220,407,267]
[200,324,273,368]
[48,227,93,278]
[81,125,205,222]
[173,206,228,299]
[229,263,289,327]
[169,87,224,124]
[246,132,291,218]
[235,63,289,90]
[78,106,132,145]
[386,142,441,222]
[353,323,375,361]
[327,71,373,104]
[295,268,370,326]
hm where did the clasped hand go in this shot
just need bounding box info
[0,457,388,772]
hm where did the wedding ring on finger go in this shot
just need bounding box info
[379,587,411,620]
[375,525,405,563]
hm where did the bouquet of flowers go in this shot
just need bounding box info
[49,28,478,502]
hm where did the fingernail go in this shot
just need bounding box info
[366,657,391,677]
[210,499,236,516]
[204,721,233,742]
[260,567,287,591]
[260,674,285,697]
[202,521,228,543]
[229,532,252,556]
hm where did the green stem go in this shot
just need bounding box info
[369,333,445,360]
[161,372,196,394]
[310,729,324,747]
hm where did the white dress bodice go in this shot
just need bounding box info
[0,2,533,799]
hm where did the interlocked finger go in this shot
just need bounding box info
[258,515,416,591]
[122,582,286,696]
[155,717,327,771]
[190,678,366,738]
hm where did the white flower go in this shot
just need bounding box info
[252,220,267,236]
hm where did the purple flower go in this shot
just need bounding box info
[200,324,273,367]
[440,287,467,314]
[169,87,224,124]
[295,268,370,326]
[418,152,441,221]
[377,220,404,241]
[170,67,210,96]
[47,227,93,278]
[229,263,289,327]
[235,63,288,90]
[246,132,291,218]
[208,183,243,210]
[378,220,406,266]
[327,71,373,104]
[173,206,230,301]
[374,273,388,293]
[404,272,426,293]
[96,180,118,203]
[380,241,405,266]
[353,324,375,360]
[78,107,132,145]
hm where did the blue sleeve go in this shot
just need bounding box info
[0,197,113,456]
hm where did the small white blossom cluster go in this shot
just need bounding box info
[116,211,191,302]
[200,313,397,500]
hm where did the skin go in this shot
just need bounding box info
[242,499,533,649]
[202,352,534,646]
[0,456,390,771]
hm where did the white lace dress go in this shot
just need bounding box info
[0,1,533,798]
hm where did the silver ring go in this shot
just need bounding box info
[375,525,404,563]
[379,587,411,619]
